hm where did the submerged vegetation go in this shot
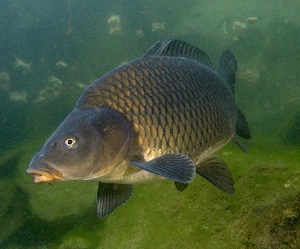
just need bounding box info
[0,0,299,248]
[0,144,299,248]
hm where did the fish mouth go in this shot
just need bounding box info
[26,168,63,183]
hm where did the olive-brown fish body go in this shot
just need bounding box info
[26,40,251,217]
[79,56,236,168]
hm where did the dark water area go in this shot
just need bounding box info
[0,0,299,248]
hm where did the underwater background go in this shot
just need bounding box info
[0,0,299,248]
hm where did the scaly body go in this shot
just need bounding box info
[27,40,251,217]
[78,57,236,183]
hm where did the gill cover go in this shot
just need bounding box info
[91,106,134,171]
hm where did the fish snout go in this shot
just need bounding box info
[27,155,63,183]
[26,168,55,183]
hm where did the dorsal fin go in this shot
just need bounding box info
[144,39,215,70]
[218,50,237,93]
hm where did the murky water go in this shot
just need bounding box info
[0,1,299,248]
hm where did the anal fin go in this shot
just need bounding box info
[196,156,234,194]
[97,182,134,218]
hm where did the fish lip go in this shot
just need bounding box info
[27,152,64,183]
[26,166,63,183]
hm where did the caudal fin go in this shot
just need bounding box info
[218,50,237,94]
[236,108,251,140]
[219,50,252,145]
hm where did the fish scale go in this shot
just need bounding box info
[78,56,235,162]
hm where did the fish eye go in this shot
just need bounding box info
[64,137,77,149]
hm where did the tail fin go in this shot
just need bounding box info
[233,108,251,154]
[236,109,251,140]
[232,111,251,153]
[219,50,237,94]
[219,50,252,146]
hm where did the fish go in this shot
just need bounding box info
[26,39,251,218]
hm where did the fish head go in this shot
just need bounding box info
[26,107,133,183]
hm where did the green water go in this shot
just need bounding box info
[0,0,299,248]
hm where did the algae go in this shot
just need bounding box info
[0,144,299,248]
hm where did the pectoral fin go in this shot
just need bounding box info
[97,182,134,218]
[196,156,234,194]
[130,153,196,184]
